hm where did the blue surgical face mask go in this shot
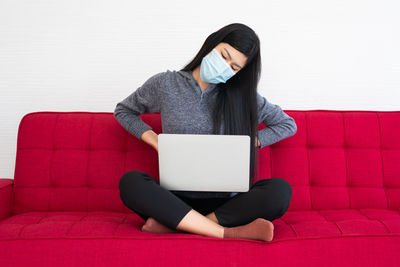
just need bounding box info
[200,48,236,84]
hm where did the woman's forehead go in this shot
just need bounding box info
[218,42,247,67]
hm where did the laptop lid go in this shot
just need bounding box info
[158,133,250,192]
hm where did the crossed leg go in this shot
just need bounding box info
[142,178,292,241]
[119,171,292,241]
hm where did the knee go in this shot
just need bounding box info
[119,170,151,196]
[271,177,292,200]
[261,177,293,218]
[272,177,292,216]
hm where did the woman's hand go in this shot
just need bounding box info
[255,136,261,148]
[141,130,159,152]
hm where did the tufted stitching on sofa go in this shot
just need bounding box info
[48,114,59,212]
[1,210,399,242]
[305,112,312,210]
[65,213,89,236]
[376,112,390,209]
[317,210,343,235]
[358,209,391,234]
[279,216,297,237]
[16,212,48,237]
[16,222,29,238]
[112,213,128,235]
[342,112,351,209]
[87,115,94,212]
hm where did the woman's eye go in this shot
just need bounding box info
[222,53,236,71]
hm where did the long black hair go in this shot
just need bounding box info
[180,23,261,187]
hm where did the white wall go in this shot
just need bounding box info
[1,0,399,179]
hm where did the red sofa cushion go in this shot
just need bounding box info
[1,209,399,241]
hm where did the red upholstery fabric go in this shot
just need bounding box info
[1,110,399,266]
[0,179,13,220]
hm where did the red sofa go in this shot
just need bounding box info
[0,110,399,266]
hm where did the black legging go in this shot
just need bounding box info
[119,170,292,229]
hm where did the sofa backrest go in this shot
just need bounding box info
[11,111,400,215]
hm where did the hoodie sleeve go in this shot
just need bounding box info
[256,92,297,148]
[113,71,166,140]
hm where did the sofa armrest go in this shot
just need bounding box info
[0,179,14,221]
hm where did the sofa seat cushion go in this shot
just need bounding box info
[0,209,399,242]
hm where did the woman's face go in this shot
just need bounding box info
[209,42,248,74]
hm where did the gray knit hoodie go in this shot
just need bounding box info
[114,69,297,198]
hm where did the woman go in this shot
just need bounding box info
[115,23,297,242]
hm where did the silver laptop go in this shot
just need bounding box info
[158,133,250,192]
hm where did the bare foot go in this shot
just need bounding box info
[141,217,184,234]
[223,218,274,242]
